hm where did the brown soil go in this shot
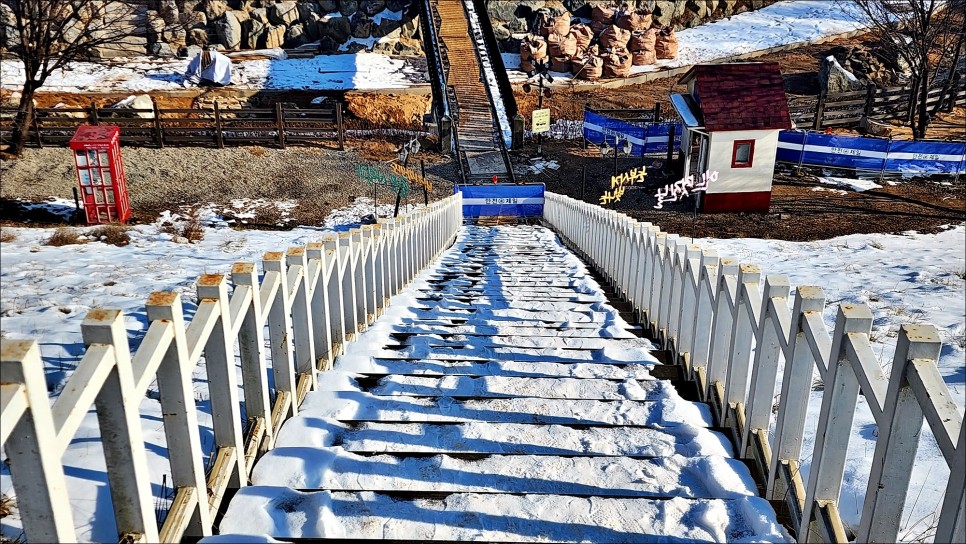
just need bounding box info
[344,91,430,131]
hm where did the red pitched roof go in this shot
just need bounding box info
[679,63,791,132]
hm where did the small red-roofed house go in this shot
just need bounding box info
[671,62,791,213]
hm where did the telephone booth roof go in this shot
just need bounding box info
[69,125,120,149]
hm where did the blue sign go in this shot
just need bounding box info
[456,183,545,217]
[777,130,966,174]
[583,110,683,155]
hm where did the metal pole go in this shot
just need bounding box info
[421,159,428,206]
[393,188,402,218]
[581,165,586,201]
[614,136,619,176]
[537,76,544,157]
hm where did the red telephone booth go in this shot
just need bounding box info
[69,125,130,224]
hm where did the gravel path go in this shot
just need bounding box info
[0,143,459,226]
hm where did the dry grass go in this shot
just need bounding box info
[245,146,267,157]
[43,227,86,246]
[159,209,205,243]
[90,224,131,247]
[0,494,13,517]
[0,229,16,243]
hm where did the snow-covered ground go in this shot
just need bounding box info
[1,200,963,541]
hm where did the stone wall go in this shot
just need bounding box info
[0,0,423,59]
[488,0,777,53]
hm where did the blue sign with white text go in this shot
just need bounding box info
[777,130,965,174]
[456,184,545,217]
[583,111,683,155]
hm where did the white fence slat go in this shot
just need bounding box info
[263,252,297,419]
[197,274,247,489]
[286,249,317,389]
[858,324,941,542]
[351,229,367,329]
[50,344,114,454]
[0,384,27,445]
[0,340,76,542]
[723,265,761,423]
[799,304,873,543]
[230,263,273,448]
[131,321,175,393]
[362,226,378,323]
[937,419,966,544]
[688,254,718,384]
[306,244,334,369]
[338,232,359,340]
[82,309,160,542]
[907,358,963,462]
[768,286,826,500]
[741,275,790,456]
[145,291,212,537]
[706,260,738,403]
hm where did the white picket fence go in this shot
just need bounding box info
[0,194,463,543]
[543,192,965,544]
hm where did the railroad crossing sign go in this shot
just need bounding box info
[532,109,551,134]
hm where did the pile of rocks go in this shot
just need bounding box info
[519,4,679,80]
[825,44,907,88]
[491,0,776,54]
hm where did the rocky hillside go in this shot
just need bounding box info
[489,0,778,53]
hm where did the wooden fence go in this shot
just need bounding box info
[0,195,462,543]
[788,82,966,130]
[543,193,965,543]
[0,101,345,150]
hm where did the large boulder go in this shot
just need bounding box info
[146,11,166,42]
[819,55,867,93]
[359,0,387,16]
[284,23,308,47]
[179,10,207,29]
[159,0,180,24]
[318,15,351,43]
[350,12,372,38]
[149,42,178,57]
[318,0,339,14]
[243,18,265,48]
[340,0,359,16]
[213,11,242,49]
[111,94,155,118]
[372,15,403,38]
[386,0,408,12]
[262,23,286,48]
[202,0,229,20]
[249,7,268,23]
[268,2,299,25]
[297,1,321,23]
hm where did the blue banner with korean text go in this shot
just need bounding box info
[583,111,683,155]
[456,183,545,217]
[776,130,966,174]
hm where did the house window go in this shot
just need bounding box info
[732,140,755,168]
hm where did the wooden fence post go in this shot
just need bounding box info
[32,113,43,148]
[152,98,164,149]
[285,248,317,392]
[81,309,160,542]
[263,252,297,420]
[276,102,286,149]
[214,102,224,149]
[0,340,76,543]
[813,90,826,131]
[197,274,246,491]
[863,84,877,119]
[306,243,334,370]
[230,262,274,452]
[336,102,345,151]
[145,292,211,538]
[90,101,100,125]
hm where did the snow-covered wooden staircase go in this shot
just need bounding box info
[212,225,790,542]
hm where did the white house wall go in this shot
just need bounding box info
[705,129,780,194]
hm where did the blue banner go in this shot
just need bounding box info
[777,130,966,174]
[583,111,682,155]
[456,183,545,217]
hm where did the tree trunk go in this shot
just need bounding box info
[932,30,965,115]
[10,81,38,157]
[906,75,920,126]
[915,72,931,139]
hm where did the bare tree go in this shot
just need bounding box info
[850,0,965,139]
[1,0,143,155]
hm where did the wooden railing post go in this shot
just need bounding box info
[81,309,159,542]
[339,231,360,340]
[152,98,164,149]
[306,243,334,370]
[90,100,100,125]
[214,102,224,149]
[230,262,273,451]
[197,274,246,491]
[263,252,297,420]
[705,258,738,406]
[768,286,826,502]
[324,236,347,356]
[722,264,761,426]
[336,102,345,150]
[813,90,826,130]
[145,291,211,538]
[800,303,873,543]
[276,102,286,149]
[285,248,317,391]
[0,340,76,543]
[858,324,942,542]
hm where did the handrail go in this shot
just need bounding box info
[417,0,453,153]
[463,0,516,183]
[0,194,463,543]
[542,192,965,544]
